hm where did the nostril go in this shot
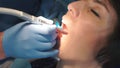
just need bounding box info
[68,4,79,17]
[69,9,74,16]
[68,4,73,12]
[69,8,72,11]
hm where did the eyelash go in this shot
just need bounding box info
[91,9,100,17]
[74,0,100,18]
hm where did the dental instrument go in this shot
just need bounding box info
[0,7,63,30]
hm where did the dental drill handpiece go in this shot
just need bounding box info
[0,7,63,31]
[33,16,63,31]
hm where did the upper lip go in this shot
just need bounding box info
[62,23,66,29]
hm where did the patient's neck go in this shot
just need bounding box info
[56,59,102,68]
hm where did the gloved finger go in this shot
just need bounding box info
[30,49,58,59]
[33,40,56,51]
[35,33,57,42]
[5,21,30,33]
[38,24,57,34]
[29,24,57,35]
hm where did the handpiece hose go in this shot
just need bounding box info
[0,7,37,22]
[0,7,63,31]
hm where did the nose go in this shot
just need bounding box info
[67,2,80,17]
[67,1,88,18]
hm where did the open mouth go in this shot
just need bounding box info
[61,23,68,34]
[57,23,68,39]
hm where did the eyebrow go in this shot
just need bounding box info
[95,0,109,12]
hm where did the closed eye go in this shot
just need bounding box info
[91,9,100,17]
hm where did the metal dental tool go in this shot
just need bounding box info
[0,7,63,31]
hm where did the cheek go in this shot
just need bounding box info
[59,25,110,61]
[69,20,99,36]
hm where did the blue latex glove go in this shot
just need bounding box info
[10,59,31,68]
[2,21,58,59]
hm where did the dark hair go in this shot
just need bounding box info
[107,0,120,62]
[96,0,120,67]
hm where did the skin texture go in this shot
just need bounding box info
[57,0,117,68]
[0,32,5,59]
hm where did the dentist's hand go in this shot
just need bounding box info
[2,21,58,59]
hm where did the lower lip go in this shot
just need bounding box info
[59,29,68,34]
[57,28,67,35]
[57,30,67,39]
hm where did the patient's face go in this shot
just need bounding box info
[58,0,117,61]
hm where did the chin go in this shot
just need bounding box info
[58,40,76,61]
